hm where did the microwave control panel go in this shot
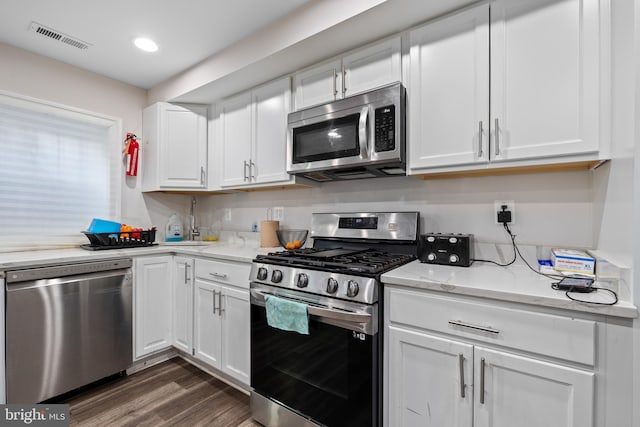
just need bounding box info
[374,105,395,152]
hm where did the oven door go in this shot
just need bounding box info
[250,282,378,427]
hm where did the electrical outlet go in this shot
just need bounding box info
[224,208,232,221]
[273,207,284,221]
[494,200,515,225]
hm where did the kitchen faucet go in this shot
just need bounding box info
[189,196,200,241]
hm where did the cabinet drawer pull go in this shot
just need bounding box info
[448,320,500,335]
[494,118,500,156]
[458,353,466,398]
[209,272,228,280]
[480,357,486,404]
[478,121,483,158]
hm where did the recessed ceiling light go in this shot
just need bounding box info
[133,37,158,52]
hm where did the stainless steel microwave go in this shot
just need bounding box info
[287,82,406,182]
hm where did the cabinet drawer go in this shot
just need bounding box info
[195,258,251,289]
[387,287,595,366]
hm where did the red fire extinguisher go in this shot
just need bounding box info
[123,133,139,176]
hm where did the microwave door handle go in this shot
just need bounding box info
[358,106,369,158]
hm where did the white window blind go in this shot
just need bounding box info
[0,99,117,237]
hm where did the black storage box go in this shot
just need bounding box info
[419,233,474,267]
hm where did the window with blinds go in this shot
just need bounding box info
[0,95,120,238]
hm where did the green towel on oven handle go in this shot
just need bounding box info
[264,294,309,335]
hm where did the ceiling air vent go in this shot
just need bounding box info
[29,21,91,50]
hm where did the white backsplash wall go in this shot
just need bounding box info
[195,170,595,249]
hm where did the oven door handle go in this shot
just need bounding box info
[250,289,372,324]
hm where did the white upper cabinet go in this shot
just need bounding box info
[217,76,294,189]
[489,0,601,162]
[142,102,207,190]
[219,92,253,188]
[252,78,292,184]
[409,0,607,174]
[294,36,402,110]
[409,6,490,169]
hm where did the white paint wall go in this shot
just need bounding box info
[196,170,595,249]
[0,42,155,227]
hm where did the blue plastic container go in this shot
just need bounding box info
[86,218,122,234]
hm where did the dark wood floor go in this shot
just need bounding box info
[58,358,262,426]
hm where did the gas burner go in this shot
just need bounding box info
[256,248,415,275]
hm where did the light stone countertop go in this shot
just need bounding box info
[381,260,637,319]
[0,242,273,272]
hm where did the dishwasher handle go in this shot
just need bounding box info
[6,269,132,292]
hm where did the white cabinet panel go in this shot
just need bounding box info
[220,285,250,384]
[408,0,606,174]
[293,59,341,110]
[409,5,489,169]
[193,278,222,369]
[142,103,207,190]
[293,37,402,110]
[134,256,173,359]
[490,0,601,161]
[474,346,594,427]
[343,36,401,97]
[219,92,253,187]
[173,256,193,354]
[387,326,473,427]
[252,78,292,184]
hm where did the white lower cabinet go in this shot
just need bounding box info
[134,256,173,359]
[173,256,194,354]
[385,287,595,427]
[193,258,251,385]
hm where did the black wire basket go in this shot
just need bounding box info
[81,228,157,250]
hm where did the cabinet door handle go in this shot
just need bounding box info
[480,357,486,404]
[478,121,484,158]
[448,320,500,335]
[212,290,217,314]
[184,264,190,284]
[342,67,347,95]
[209,272,228,280]
[250,160,256,180]
[219,293,225,317]
[243,161,249,181]
[458,353,466,398]
[333,68,338,97]
[200,166,205,185]
[494,118,500,156]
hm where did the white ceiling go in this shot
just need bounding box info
[0,0,311,89]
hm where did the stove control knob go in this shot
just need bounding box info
[326,278,339,294]
[346,280,359,298]
[271,269,283,283]
[449,254,459,264]
[296,273,309,288]
[257,267,268,281]
[427,253,437,261]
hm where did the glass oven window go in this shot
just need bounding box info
[251,304,376,426]
[292,114,360,163]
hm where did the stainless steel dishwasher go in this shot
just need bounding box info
[5,258,133,403]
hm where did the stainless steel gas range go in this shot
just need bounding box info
[249,212,419,427]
